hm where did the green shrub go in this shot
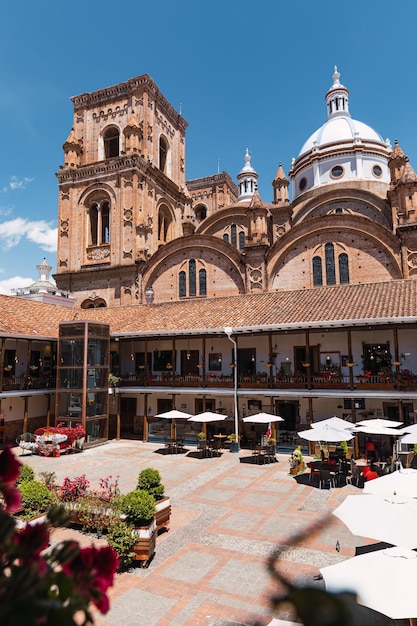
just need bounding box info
[18,480,55,519]
[107,521,136,568]
[120,490,156,526]
[17,464,35,485]
[137,468,164,500]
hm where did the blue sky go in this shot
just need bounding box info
[1,0,416,293]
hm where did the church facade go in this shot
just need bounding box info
[55,68,417,309]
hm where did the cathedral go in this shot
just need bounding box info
[55,67,417,308]
[2,67,417,449]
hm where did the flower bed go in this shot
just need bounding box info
[33,423,86,456]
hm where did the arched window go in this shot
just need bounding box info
[231,224,237,247]
[189,259,196,297]
[194,204,207,221]
[103,127,119,158]
[312,256,323,286]
[81,298,107,309]
[325,243,336,285]
[158,204,172,244]
[312,244,350,286]
[223,225,245,251]
[199,269,207,296]
[179,271,186,298]
[159,136,168,172]
[101,203,110,244]
[88,199,110,246]
[179,260,207,299]
[339,253,350,284]
[90,204,98,246]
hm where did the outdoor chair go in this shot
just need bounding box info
[308,461,321,484]
[16,433,36,456]
[318,469,335,489]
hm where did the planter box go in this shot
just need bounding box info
[155,497,171,534]
[132,518,157,565]
[13,512,48,530]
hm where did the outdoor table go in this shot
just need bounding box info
[165,438,184,454]
[213,434,227,448]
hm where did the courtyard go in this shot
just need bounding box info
[12,441,393,625]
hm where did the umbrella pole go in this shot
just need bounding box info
[172,418,176,440]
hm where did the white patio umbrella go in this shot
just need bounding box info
[333,493,417,548]
[243,413,284,443]
[298,423,355,442]
[401,432,417,444]
[353,424,404,436]
[311,416,354,430]
[188,411,227,423]
[363,468,417,498]
[320,546,417,621]
[188,411,228,438]
[242,412,284,424]
[155,409,193,419]
[355,418,403,429]
[155,409,193,439]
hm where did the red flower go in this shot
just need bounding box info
[0,446,22,512]
[13,520,50,572]
[62,544,118,614]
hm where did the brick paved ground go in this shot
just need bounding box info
[12,441,399,626]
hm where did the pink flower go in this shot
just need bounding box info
[0,446,22,512]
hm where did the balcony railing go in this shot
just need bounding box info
[2,375,56,391]
[119,373,402,391]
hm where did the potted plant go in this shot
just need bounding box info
[197,431,206,440]
[289,446,304,475]
[107,520,137,569]
[340,441,349,457]
[227,433,240,452]
[16,479,56,525]
[137,468,170,534]
[108,372,120,393]
[119,490,156,565]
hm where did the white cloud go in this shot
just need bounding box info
[8,176,34,191]
[0,275,35,295]
[0,218,57,252]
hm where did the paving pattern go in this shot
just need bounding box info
[14,441,376,625]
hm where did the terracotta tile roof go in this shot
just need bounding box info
[1,279,416,339]
[80,279,417,336]
[0,296,76,338]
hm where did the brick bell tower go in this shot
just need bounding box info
[388,139,417,278]
[55,74,190,308]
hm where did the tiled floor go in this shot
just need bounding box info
[13,441,375,625]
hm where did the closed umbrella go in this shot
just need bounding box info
[363,468,417,498]
[333,493,417,548]
[320,546,417,621]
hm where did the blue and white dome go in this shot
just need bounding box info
[290,67,392,200]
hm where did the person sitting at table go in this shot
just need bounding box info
[362,464,379,481]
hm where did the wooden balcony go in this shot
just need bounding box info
[118,373,412,392]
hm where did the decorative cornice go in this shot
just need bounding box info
[71,74,187,133]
